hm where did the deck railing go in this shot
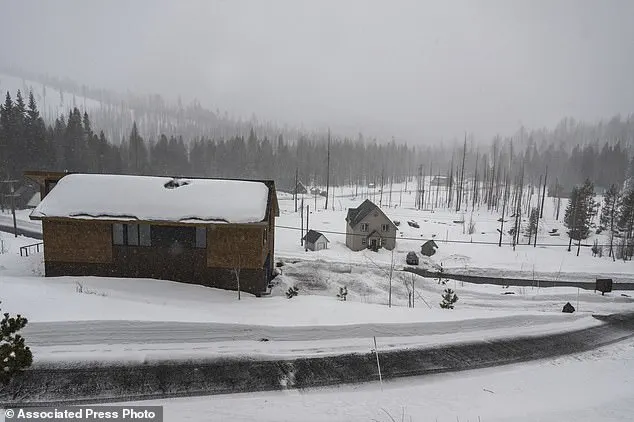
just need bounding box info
[20,242,43,257]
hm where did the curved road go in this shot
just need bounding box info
[23,313,588,346]
[5,312,634,405]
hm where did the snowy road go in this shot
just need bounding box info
[6,313,634,405]
[23,314,607,363]
[23,313,592,346]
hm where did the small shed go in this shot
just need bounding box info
[421,239,439,257]
[596,278,613,295]
[303,229,329,251]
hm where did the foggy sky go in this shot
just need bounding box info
[2,0,634,143]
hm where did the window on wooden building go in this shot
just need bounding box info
[112,223,152,246]
[139,224,151,246]
[127,224,139,246]
[195,227,207,249]
[151,225,196,248]
[112,223,124,245]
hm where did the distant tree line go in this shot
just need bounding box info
[1,89,634,210]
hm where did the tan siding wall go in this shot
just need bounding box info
[206,225,267,269]
[43,220,113,263]
[346,211,396,251]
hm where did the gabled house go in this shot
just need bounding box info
[345,199,396,251]
[302,229,329,251]
[421,239,438,256]
[28,172,279,296]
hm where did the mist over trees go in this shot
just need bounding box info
[1,85,634,208]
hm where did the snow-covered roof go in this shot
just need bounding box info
[30,174,271,224]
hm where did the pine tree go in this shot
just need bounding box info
[64,108,84,170]
[525,207,539,243]
[0,92,14,179]
[618,188,634,259]
[440,288,458,309]
[127,121,148,174]
[0,301,33,385]
[600,184,621,259]
[24,91,48,170]
[564,179,596,256]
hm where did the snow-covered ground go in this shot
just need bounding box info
[275,182,634,282]
[120,338,634,422]
[1,231,632,364]
[1,179,633,365]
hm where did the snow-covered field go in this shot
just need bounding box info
[274,182,634,283]
[121,338,634,422]
[1,230,632,364]
[1,179,633,365]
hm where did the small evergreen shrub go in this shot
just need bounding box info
[286,286,299,299]
[440,288,459,309]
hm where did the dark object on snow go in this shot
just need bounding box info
[406,251,419,265]
[502,291,515,295]
[286,286,299,299]
[394,220,400,226]
[421,239,439,257]
[276,261,284,267]
[595,278,613,296]
[562,302,575,313]
[407,220,420,228]
[259,338,269,342]
[163,178,190,189]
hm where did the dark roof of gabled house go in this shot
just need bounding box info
[346,199,396,229]
[302,229,329,244]
[423,239,439,248]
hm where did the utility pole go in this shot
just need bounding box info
[498,172,508,247]
[555,178,561,221]
[540,166,548,218]
[388,248,394,308]
[379,169,384,207]
[457,134,467,212]
[300,197,304,246]
[306,204,309,252]
[472,152,479,211]
[294,167,298,213]
[1,179,20,238]
[428,162,433,210]
[324,129,331,210]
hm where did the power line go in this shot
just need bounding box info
[275,224,616,248]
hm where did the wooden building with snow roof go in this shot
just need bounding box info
[26,172,279,296]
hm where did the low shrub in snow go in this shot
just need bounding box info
[337,286,348,301]
[286,286,299,299]
[440,288,459,309]
[0,301,33,385]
